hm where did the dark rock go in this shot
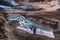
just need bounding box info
[9,20,20,27]
[57,8,60,11]
[0,0,14,7]
[0,7,4,11]
[0,19,7,39]
[54,31,60,34]
[22,5,43,11]
[23,8,43,11]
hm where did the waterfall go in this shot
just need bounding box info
[0,5,12,10]
[4,0,19,6]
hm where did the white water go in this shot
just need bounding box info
[8,14,55,38]
[4,0,19,6]
[17,25,55,38]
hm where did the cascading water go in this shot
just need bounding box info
[4,0,19,6]
[7,14,55,38]
[0,0,42,11]
[0,0,20,12]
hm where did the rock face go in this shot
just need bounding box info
[0,13,55,40]
[0,13,60,40]
[0,19,7,39]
